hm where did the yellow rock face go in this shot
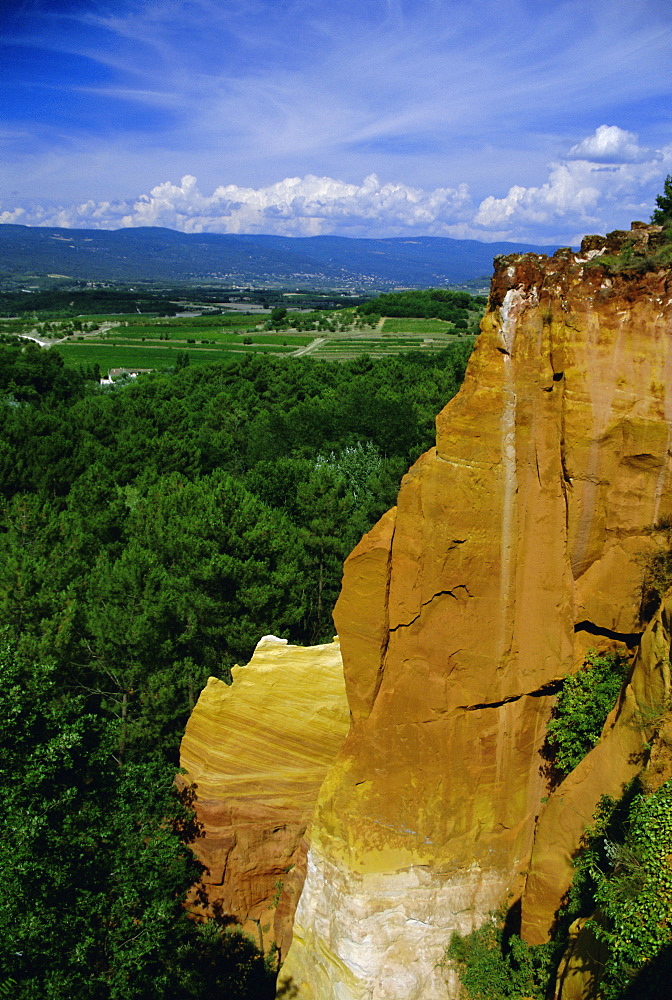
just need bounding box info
[280,238,672,999]
[179,635,350,957]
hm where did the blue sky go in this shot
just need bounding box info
[2,0,672,242]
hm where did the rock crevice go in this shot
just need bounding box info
[461,679,565,713]
[389,584,474,633]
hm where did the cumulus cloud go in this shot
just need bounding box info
[567,125,657,163]
[474,126,672,240]
[475,162,602,227]
[2,126,670,243]
[3,173,475,239]
[0,207,26,224]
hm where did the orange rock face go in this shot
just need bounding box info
[178,635,349,958]
[280,232,672,999]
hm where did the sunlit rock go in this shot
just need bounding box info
[279,227,672,999]
[179,634,350,958]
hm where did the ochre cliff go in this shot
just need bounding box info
[278,229,672,999]
[178,635,349,958]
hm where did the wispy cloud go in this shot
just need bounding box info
[2,2,672,240]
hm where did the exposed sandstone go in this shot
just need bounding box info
[279,228,672,999]
[178,635,349,958]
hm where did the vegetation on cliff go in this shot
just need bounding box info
[446,781,672,1000]
[570,781,672,999]
[445,651,633,999]
[445,914,554,999]
[446,641,672,999]
[651,174,672,227]
[583,183,672,276]
[544,651,630,782]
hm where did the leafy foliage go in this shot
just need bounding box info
[0,341,474,993]
[565,782,672,1000]
[0,630,277,999]
[0,345,473,758]
[357,287,485,325]
[445,778,672,1000]
[0,343,87,403]
[444,911,554,999]
[545,651,629,780]
[651,174,672,227]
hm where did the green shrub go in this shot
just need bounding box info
[566,781,672,1000]
[651,174,672,226]
[443,911,554,999]
[545,651,629,780]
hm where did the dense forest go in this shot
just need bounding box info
[0,338,472,997]
[356,287,486,326]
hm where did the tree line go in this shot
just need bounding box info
[356,287,486,323]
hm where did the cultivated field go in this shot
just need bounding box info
[2,307,476,373]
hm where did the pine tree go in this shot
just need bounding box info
[651,174,672,225]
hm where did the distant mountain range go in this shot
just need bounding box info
[0,224,562,289]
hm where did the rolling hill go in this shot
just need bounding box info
[0,224,561,289]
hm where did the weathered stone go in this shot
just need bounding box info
[179,635,349,958]
[279,235,672,999]
[553,916,608,1000]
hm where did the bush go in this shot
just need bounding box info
[651,174,672,226]
[545,651,629,780]
[443,910,554,999]
[567,782,672,1000]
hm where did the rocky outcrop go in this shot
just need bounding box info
[547,592,672,999]
[279,228,672,999]
[522,591,672,947]
[179,635,349,958]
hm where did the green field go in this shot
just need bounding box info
[56,342,297,370]
[48,311,316,371]
[380,317,455,334]
[91,330,312,346]
[5,300,478,373]
[310,334,471,360]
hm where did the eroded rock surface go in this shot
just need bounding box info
[279,229,672,999]
[179,635,349,958]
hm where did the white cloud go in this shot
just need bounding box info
[474,127,672,239]
[567,124,657,163]
[6,173,475,238]
[475,163,602,227]
[3,126,671,244]
[0,207,26,224]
